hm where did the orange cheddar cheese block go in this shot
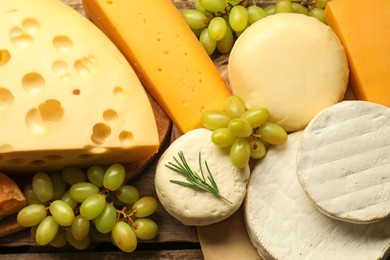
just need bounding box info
[82,0,231,133]
[325,0,390,106]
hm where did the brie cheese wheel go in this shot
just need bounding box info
[296,101,390,223]
[228,13,349,132]
[155,128,250,226]
[245,131,390,260]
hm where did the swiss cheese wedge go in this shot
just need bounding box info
[82,0,231,134]
[325,0,390,106]
[0,0,159,173]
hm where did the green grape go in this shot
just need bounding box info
[111,221,137,253]
[61,190,78,209]
[23,184,43,205]
[49,229,67,248]
[87,165,105,188]
[264,4,276,15]
[229,5,248,32]
[32,172,54,202]
[216,24,234,54]
[69,182,99,203]
[50,172,67,200]
[17,204,47,227]
[192,27,204,38]
[227,0,248,7]
[240,106,269,128]
[115,185,139,205]
[132,196,158,218]
[230,137,251,168]
[66,228,90,250]
[249,139,266,159]
[255,122,288,145]
[224,95,246,118]
[35,216,59,245]
[315,0,329,8]
[201,110,232,130]
[133,218,158,240]
[80,193,106,220]
[247,5,267,24]
[95,204,117,234]
[291,2,309,15]
[182,9,208,30]
[49,200,75,226]
[195,0,207,13]
[228,118,253,138]
[200,0,226,13]
[211,128,236,147]
[310,7,327,24]
[71,215,90,241]
[208,17,227,41]
[199,28,217,55]
[62,167,87,185]
[103,164,126,192]
[276,0,293,13]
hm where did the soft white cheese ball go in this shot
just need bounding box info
[155,128,250,226]
[228,13,349,132]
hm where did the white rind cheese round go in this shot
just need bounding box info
[296,101,390,223]
[155,128,250,226]
[228,13,349,132]
[245,131,390,260]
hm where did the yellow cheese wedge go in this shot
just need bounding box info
[0,0,159,173]
[325,0,390,106]
[82,0,231,134]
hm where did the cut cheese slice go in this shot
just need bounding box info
[325,0,390,106]
[245,131,390,259]
[228,13,349,132]
[82,0,231,134]
[296,101,390,223]
[0,0,159,173]
[155,128,250,226]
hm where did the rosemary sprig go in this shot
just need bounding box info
[165,151,232,204]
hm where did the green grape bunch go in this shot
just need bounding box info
[17,164,159,253]
[201,95,288,168]
[182,0,330,55]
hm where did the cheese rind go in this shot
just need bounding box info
[155,128,250,226]
[0,173,26,218]
[0,0,159,173]
[245,131,390,259]
[82,0,231,134]
[296,101,390,223]
[325,0,390,106]
[228,13,348,132]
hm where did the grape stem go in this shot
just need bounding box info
[165,151,233,205]
[116,207,138,229]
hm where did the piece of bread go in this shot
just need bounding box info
[0,173,27,219]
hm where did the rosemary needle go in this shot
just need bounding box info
[165,151,232,204]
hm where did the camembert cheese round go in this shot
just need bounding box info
[155,128,250,226]
[228,13,349,132]
[296,101,390,223]
[245,131,390,259]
